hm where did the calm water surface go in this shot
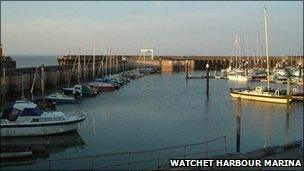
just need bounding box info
[2,71,303,170]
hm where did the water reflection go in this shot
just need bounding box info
[284,111,290,144]
[233,96,295,151]
[105,93,114,117]
[263,111,270,148]
[236,97,241,152]
[0,132,85,166]
[92,112,96,137]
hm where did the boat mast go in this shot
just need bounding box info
[96,54,104,78]
[31,66,39,100]
[246,33,250,71]
[109,49,112,76]
[105,50,108,77]
[115,53,118,73]
[21,73,24,98]
[77,48,81,83]
[67,52,78,86]
[235,34,238,68]
[263,7,270,90]
[93,43,96,80]
[1,67,5,110]
[230,35,237,68]
[83,53,86,83]
[41,65,45,104]
[256,31,259,67]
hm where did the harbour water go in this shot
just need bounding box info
[1,70,303,170]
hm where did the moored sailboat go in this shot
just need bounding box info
[226,34,252,82]
[227,68,252,82]
[230,7,292,104]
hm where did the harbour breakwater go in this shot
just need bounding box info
[58,54,303,72]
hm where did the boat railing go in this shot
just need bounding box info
[38,136,227,170]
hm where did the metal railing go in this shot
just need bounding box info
[42,136,227,170]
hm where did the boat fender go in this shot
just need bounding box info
[292,88,298,93]
[275,90,280,96]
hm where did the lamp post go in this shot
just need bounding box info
[186,60,188,79]
[299,63,302,78]
[206,63,209,96]
[245,61,249,76]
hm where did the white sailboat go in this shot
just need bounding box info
[227,69,252,82]
[230,7,292,104]
[227,34,252,82]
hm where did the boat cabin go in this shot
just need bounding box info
[255,86,268,92]
[0,101,43,122]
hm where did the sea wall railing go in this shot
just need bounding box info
[40,136,227,170]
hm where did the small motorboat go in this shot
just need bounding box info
[98,78,121,88]
[0,99,85,137]
[131,69,144,78]
[45,92,80,104]
[88,81,115,92]
[250,68,267,81]
[62,84,98,97]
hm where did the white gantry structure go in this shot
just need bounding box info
[140,48,154,61]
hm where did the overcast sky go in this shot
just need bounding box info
[1,1,303,56]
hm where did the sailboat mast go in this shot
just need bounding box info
[1,67,5,109]
[67,52,78,86]
[21,73,24,98]
[41,65,45,103]
[77,48,81,83]
[235,34,238,68]
[263,7,270,90]
[93,43,96,80]
[83,53,86,83]
[256,31,259,67]
[31,66,39,100]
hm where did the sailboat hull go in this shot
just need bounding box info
[227,75,251,82]
[230,92,291,104]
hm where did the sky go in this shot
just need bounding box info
[1,1,303,56]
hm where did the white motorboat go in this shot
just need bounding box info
[45,92,80,104]
[0,99,85,137]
